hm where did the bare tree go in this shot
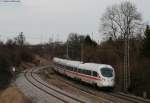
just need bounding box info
[101,1,143,40]
[66,33,85,60]
[15,32,26,47]
[67,33,85,44]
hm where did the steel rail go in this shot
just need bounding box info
[109,92,150,103]
[24,71,69,103]
[49,69,114,103]
[30,69,86,103]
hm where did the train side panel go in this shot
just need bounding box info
[53,58,115,88]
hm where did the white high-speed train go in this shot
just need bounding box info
[53,57,115,88]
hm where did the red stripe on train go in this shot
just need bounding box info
[65,70,100,80]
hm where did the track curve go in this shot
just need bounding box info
[24,71,69,103]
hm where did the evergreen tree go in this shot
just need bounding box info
[84,35,97,47]
[142,25,150,58]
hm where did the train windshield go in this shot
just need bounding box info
[101,68,113,77]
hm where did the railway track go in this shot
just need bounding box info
[56,75,114,102]
[31,69,115,103]
[31,70,88,103]
[51,72,122,103]
[49,67,149,103]
[24,69,89,103]
[24,71,69,103]
[109,92,150,103]
[24,65,150,103]
[57,74,149,103]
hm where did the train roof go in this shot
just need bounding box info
[53,57,67,65]
[53,57,114,71]
[79,63,113,71]
[53,57,82,67]
[66,60,82,67]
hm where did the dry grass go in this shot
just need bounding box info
[0,90,3,96]
[0,86,30,103]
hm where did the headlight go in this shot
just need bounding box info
[102,78,106,81]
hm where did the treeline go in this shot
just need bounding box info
[0,32,59,88]
[0,29,149,97]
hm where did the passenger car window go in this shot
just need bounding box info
[87,70,91,75]
[93,71,97,77]
[101,68,113,77]
[74,68,77,72]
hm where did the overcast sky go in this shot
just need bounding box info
[0,0,150,44]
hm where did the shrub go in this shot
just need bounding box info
[0,53,12,88]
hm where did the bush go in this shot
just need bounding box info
[20,49,34,63]
[0,54,12,88]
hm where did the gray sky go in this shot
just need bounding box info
[0,0,150,44]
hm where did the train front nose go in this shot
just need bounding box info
[100,67,115,87]
[102,78,115,87]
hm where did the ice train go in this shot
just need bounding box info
[53,57,115,88]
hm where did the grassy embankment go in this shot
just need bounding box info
[0,86,30,103]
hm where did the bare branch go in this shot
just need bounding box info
[100,1,143,40]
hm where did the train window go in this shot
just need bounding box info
[93,71,97,77]
[87,70,91,75]
[78,69,91,75]
[78,69,80,73]
[83,70,86,74]
[80,69,84,73]
[74,68,77,72]
[63,65,65,68]
[101,68,113,77]
[78,69,82,73]
[80,69,83,73]
[67,66,70,70]
[77,68,79,72]
[57,63,59,67]
[82,69,86,74]
[60,64,63,68]
[70,67,73,71]
[80,70,82,73]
